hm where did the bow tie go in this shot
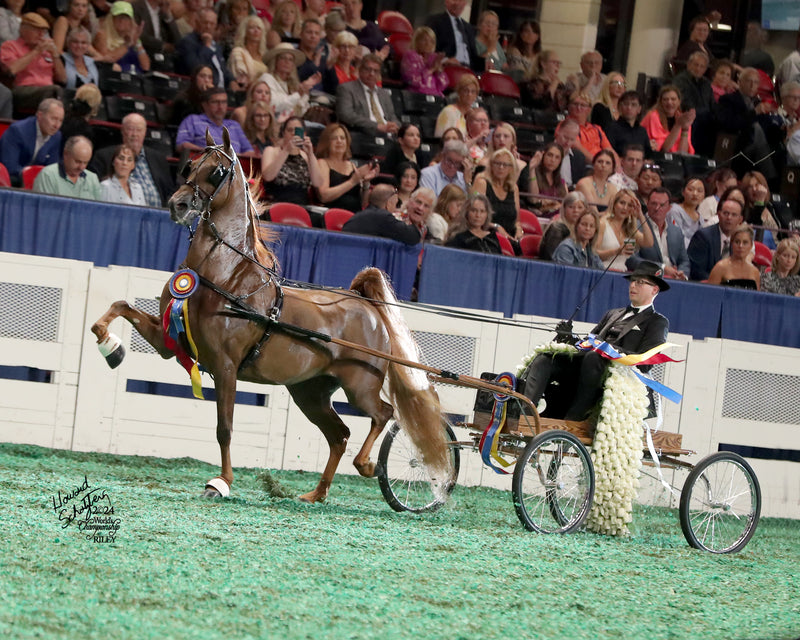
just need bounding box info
[625,306,639,315]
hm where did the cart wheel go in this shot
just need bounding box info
[377,420,460,513]
[512,430,595,533]
[679,451,761,553]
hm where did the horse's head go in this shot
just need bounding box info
[169,128,239,226]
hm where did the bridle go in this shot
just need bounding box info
[181,145,238,221]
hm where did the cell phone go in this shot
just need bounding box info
[369,157,379,168]
[293,126,304,139]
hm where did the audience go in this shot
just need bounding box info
[60,83,102,151]
[342,183,420,245]
[576,149,618,210]
[401,27,448,97]
[445,193,502,254]
[567,91,615,161]
[331,30,360,87]
[0,0,23,45]
[523,49,568,113]
[394,161,421,209]
[260,43,318,119]
[94,1,151,73]
[474,10,505,71]
[227,14,268,88]
[697,167,738,226]
[676,16,715,67]
[668,176,706,248]
[552,207,603,268]
[420,139,467,196]
[595,188,653,272]
[267,0,302,49]
[33,135,101,200]
[231,79,272,129]
[506,20,540,83]
[53,0,99,57]
[472,148,521,242]
[383,123,429,171]
[61,26,99,89]
[315,123,378,212]
[176,87,254,154]
[627,186,690,280]
[0,13,65,113]
[132,0,181,57]
[261,115,322,210]
[89,113,174,208]
[707,223,760,290]
[741,22,774,75]
[761,239,800,296]
[487,122,528,191]
[336,54,399,136]
[672,51,714,154]
[776,29,800,87]
[99,143,146,206]
[688,192,745,281]
[710,58,737,102]
[343,0,387,57]
[568,50,605,103]
[640,85,695,154]
[434,73,479,137]
[243,100,276,154]
[427,182,466,243]
[606,90,650,158]
[539,191,591,261]
[170,64,215,126]
[740,171,781,244]
[175,8,233,89]
[297,19,334,94]
[553,119,587,189]
[591,72,626,134]
[527,142,567,217]
[609,144,645,192]
[0,97,63,186]
[426,0,482,72]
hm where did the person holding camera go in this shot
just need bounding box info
[262,115,323,215]
[315,123,379,212]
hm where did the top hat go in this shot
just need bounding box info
[624,260,670,291]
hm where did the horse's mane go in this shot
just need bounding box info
[240,157,280,272]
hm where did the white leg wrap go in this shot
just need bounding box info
[97,333,122,357]
[206,477,230,497]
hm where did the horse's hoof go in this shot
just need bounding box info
[97,333,126,369]
[372,461,384,478]
[204,477,230,498]
[298,491,325,503]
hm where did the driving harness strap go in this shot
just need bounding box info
[195,273,285,372]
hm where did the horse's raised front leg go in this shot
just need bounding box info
[91,300,173,366]
[203,365,237,498]
[287,377,350,503]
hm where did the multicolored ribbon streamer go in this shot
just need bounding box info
[575,335,683,404]
[162,297,204,399]
[479,372,517,474]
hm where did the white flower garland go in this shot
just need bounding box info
[517,343,647,537]
[585,364,647,536]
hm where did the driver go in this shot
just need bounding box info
[522,261,670,421]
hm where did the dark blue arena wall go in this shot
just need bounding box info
[2,188,799,348]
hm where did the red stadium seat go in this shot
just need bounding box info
[519,234,542,258]
[377,11,413,36]
[496,233,515,257]
[324,208,354,231]
[757,70,777,108]
[753,241,773,268]
[22,165,45,190]
[388,33,412,62]
[269,202,312,227]
[0,162,10,188]
[444,65,477,90]
[479,71,520,99]
[518,208,542,235]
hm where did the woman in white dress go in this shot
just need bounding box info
[100,144,146,206]
[595,188,653,271]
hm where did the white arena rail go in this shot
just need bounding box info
[0,251,798,519]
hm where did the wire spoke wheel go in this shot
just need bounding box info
[512,430,595,533]
[377,421,460,513]
[679,452,761,553]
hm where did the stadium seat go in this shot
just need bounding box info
[757,70,777,108]
[479,71,520,99]
[0,162,10,187]
[519,234,541,258]
[349,131,390,161]
[401,90,445,116]
[0,118,11,140]
[496,233,515,257]
[22,165,45,190]
[519,208,542,235]
[269,202,312,227]
[753,241,773,269]
[388,33,412,62]
[484,97,532,124]
[143,73,188,103]
[324,208,355,231]
[377,11,413,36]
[444,65,477,90]
[98,65,144,96]
[682,154,717,179]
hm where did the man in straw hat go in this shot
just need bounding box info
[521,261,670,421]
[0,12,64,114]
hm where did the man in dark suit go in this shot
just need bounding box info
[88,113,175,207]
[342,183,422,244]
[426,0,483,73]
[522,262,670,421]
[687,197,744,281]
[174,8,234,90]
[336,54,400,136]
[0,98,63,186]
[626,187,690,279]
[554,119,587,188]
[132,0,181,56]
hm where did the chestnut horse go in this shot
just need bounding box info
[90,129,451,502]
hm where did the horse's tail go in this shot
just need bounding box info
[350,268,452,487]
